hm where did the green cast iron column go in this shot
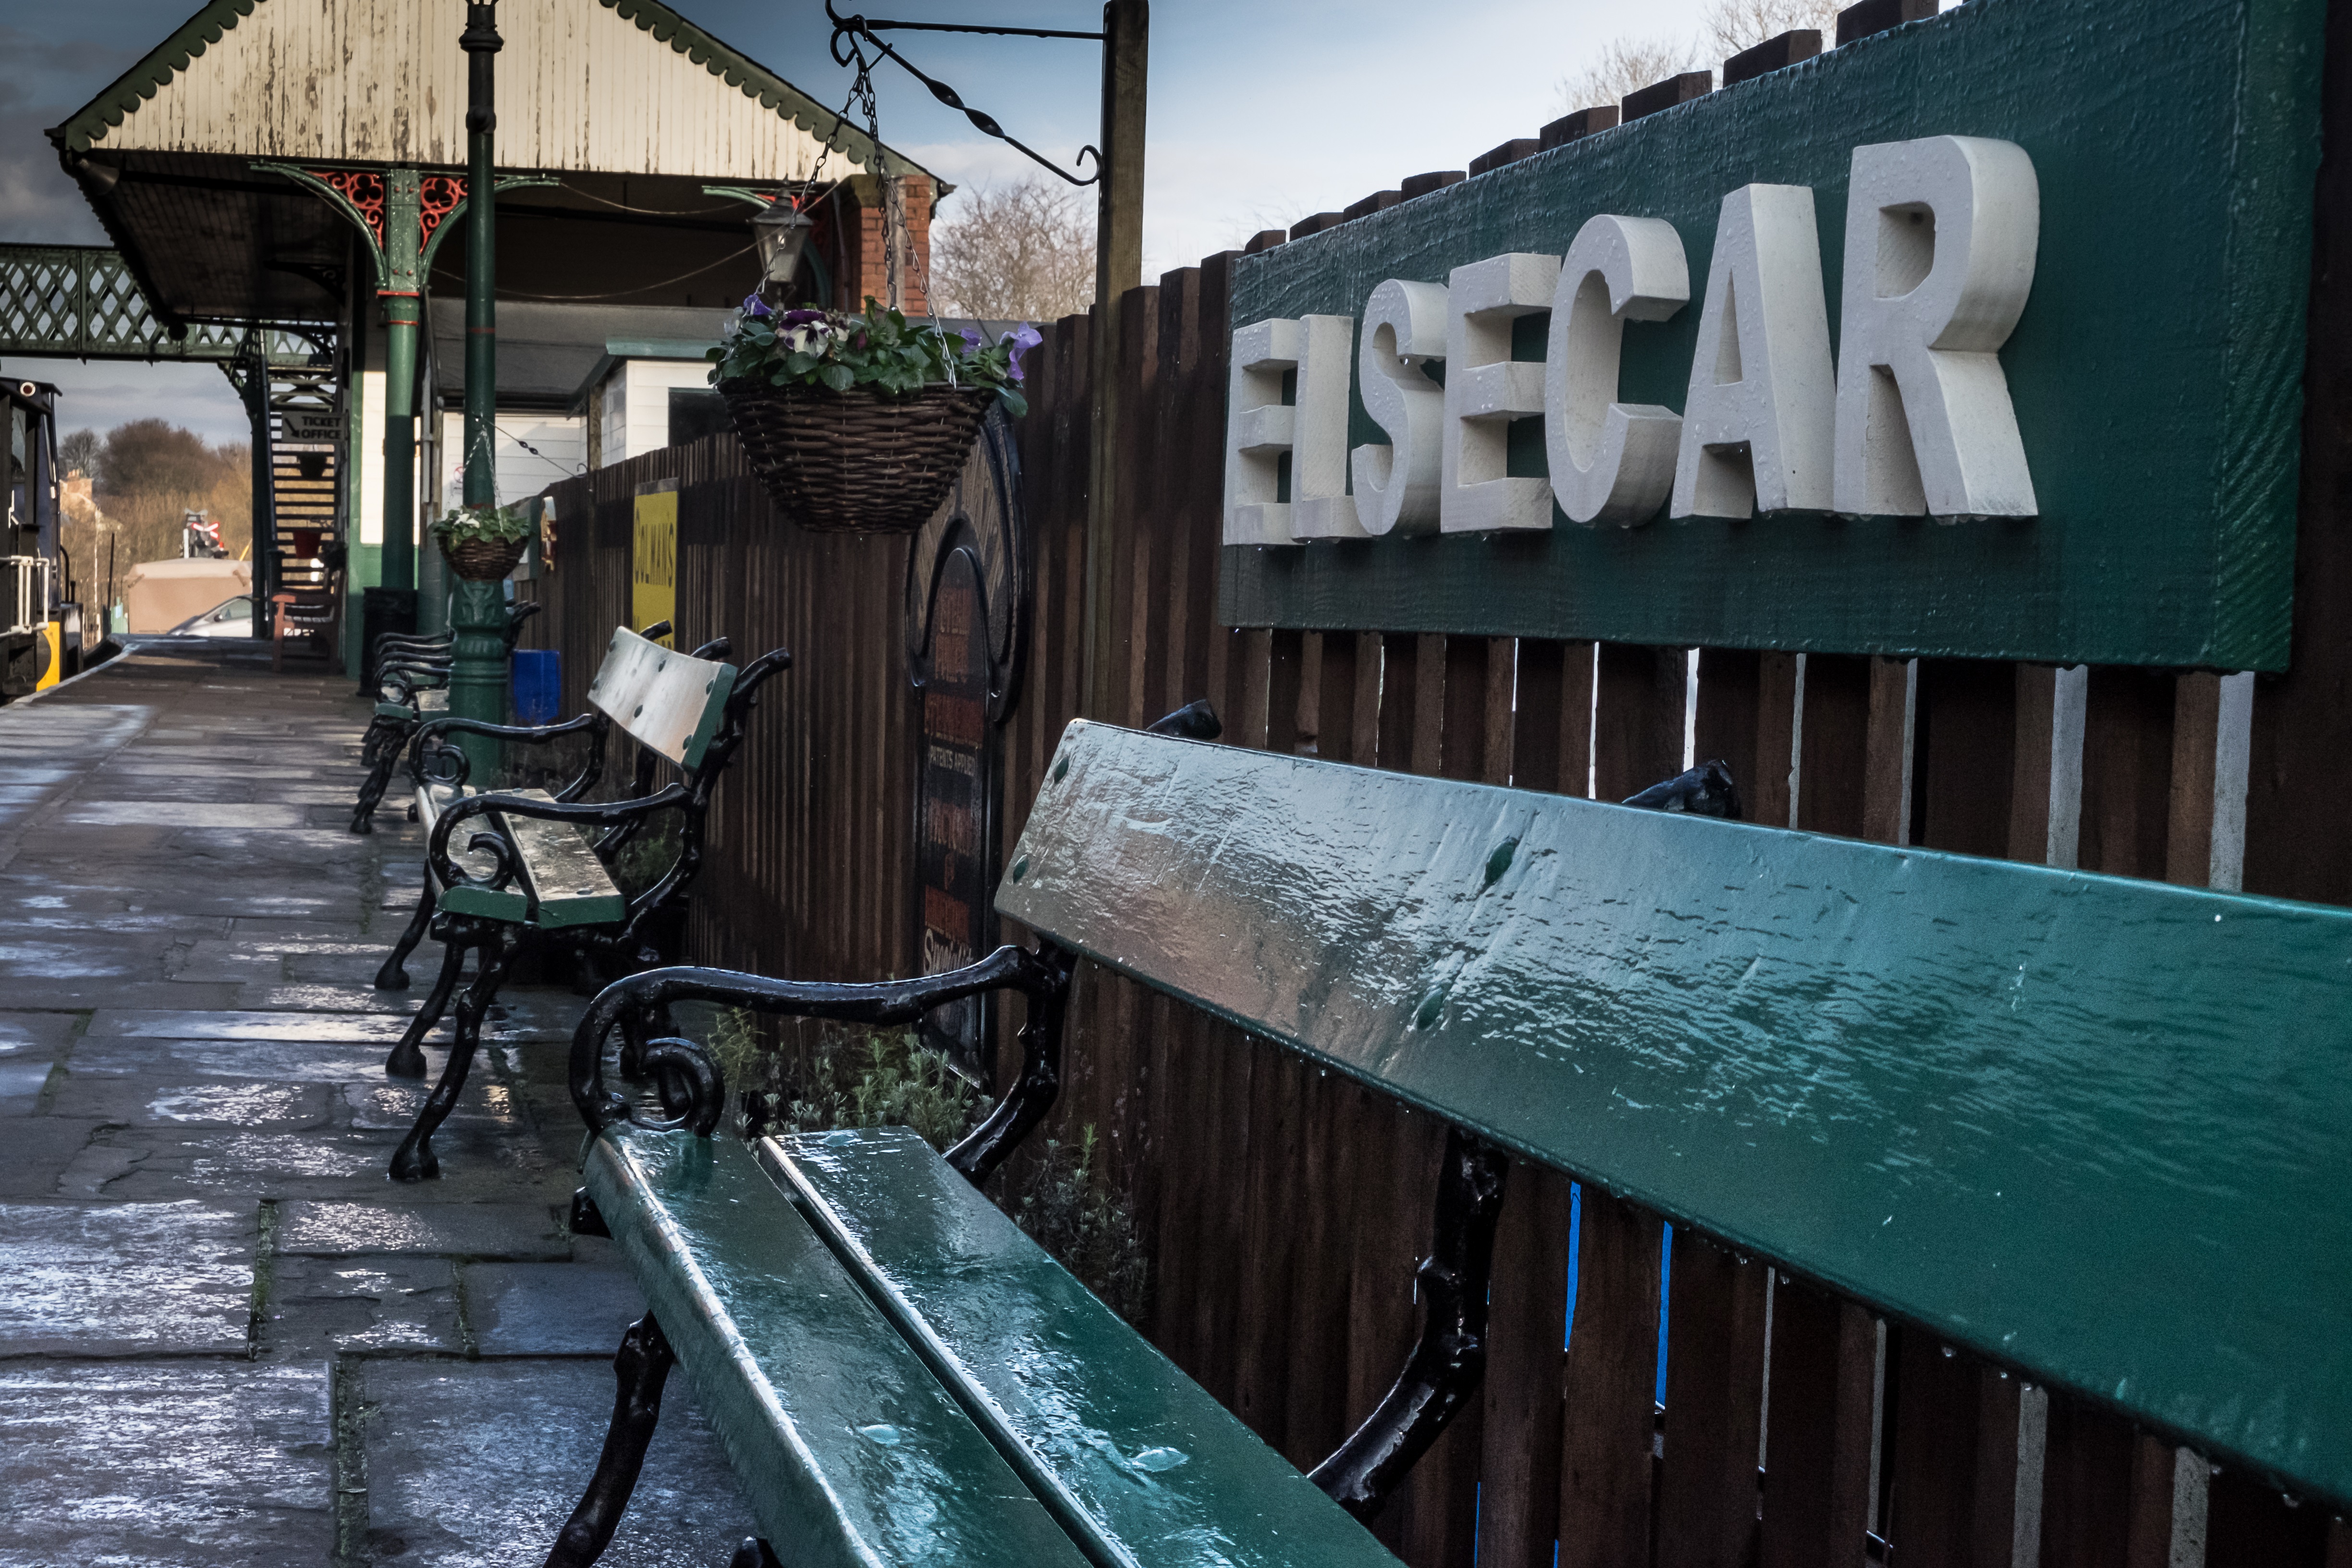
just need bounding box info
[380,297,419,595]
[450,0,504,781]
[380,168,422,600]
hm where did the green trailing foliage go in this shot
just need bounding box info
[1014,1126,1151,1329]
[607,813,682,900]
[715,1007,1149,1324]
[429,502,532,547]
[707,296,1039,417]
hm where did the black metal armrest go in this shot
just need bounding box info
[568,944,1076,1186]
[427,783,687,898]
[409,708,600,761]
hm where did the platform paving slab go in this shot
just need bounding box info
[0,1361,333,1567]
[461,1259,648,1357]
[355,1359,754,1567]
[276,1199,574,1260]
[262,1256,464,1359]
[0,1200,254,1355]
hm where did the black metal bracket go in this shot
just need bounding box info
[568,942,1075,1188]
[825,0,1102,186]
[1309,1127,1510,1519]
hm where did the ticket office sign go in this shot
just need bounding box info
[1218,0,2324,671]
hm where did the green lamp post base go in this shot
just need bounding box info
[448,576,509,782]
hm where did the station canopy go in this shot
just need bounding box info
[46,0,931,327]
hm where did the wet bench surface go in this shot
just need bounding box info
[564,715,2352,1564]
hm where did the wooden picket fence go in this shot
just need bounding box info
[520,35,2352,1562]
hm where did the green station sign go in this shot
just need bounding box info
[1218,0,2325,670]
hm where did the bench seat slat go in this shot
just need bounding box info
[998,721,2352,1510]
[373,689,446,721]
[416,784,624,928]
[764,1127,1393,1568]
[585,1129,1092,1568]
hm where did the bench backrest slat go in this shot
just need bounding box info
[998,721,2352,1507]
[586,627,736,769]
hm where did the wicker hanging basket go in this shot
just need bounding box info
[440,536,530,581]
[720,379,994,536]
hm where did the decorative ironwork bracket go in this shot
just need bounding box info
[251,163,557,297]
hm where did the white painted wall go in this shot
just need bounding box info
[436,412,587,511]
[595,361,723,468]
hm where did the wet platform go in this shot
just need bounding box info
[0,646,751,1566]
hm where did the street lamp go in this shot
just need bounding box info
[750,197,816,294]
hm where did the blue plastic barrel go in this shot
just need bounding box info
[511,648,561,726]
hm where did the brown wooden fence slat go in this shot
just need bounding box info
[1798,653,1871,836]
[1594,643,1684,798]
[1557,1188,1664,1568]
[1480,1163,1574,1568]
[1654,1231,1767,1568]
[1884,1329,2015,1568]
[1693,647,1761,804]
[1440,635,1491,782]
[1759,1280,1876,1568]
[1377,632,1421,772]
[2081,667,2174,878]
[2207,1468,2338,1568]
[1283,1059,1360,1468]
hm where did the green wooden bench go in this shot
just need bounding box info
[351,601,544,834]
[375,623,788,1182]
[550,718,2352,1566]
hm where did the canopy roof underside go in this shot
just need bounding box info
[49,0,929,325]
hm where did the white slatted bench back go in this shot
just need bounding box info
[585,628,737,771]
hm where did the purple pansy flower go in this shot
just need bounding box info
[1002,322,1042,383]
[781,309,828,326]
[958,325,984,355]
[741,294,772,318]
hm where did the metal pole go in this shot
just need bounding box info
[380,168,424,599]
[245,331,275,638]
[1082,0,1146,718]
[450,1,505,778]
[381,296,419,594]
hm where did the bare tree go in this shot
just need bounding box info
[927,178,1096,326]
[1706,0,1843,56]
[59,427,99,476]
[1557,34,1703,115]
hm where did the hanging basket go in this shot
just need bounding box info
[440,536,530,581]
[721,379,994,536]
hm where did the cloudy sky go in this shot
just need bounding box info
[0,0,1753,445]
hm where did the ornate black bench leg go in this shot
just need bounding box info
[350,734,407,835]
[390,924,518,1181]
[545,1313,676,1568]
[377,862,438,991]
[385,937,464,1079]
[1308,1127,1510,1520]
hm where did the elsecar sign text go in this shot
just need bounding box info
[1224,135,2040,545]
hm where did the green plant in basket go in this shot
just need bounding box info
[708,295,1037,418]
[430,502,533,548]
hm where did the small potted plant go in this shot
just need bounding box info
[431,502,533,580]
[710,295,1038,535]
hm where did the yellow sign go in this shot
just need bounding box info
[631,481,677,646]
[34,621,60,691]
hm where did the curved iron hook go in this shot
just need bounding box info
[824,0,1102,187]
